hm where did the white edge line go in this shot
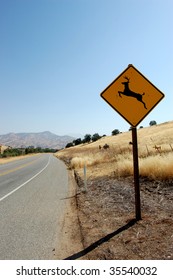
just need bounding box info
[0,155,51,202]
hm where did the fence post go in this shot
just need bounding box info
[84,164,87,192]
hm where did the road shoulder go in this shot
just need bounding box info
[54,170,85,260]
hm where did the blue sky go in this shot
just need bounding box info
[0,0,172,137]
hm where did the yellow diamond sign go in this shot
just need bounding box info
[100,64,165,127]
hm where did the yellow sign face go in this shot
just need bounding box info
[100,64,165,127]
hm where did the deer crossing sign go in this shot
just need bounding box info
[100,64,165,127]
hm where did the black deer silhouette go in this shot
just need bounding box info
[118,76,147,109]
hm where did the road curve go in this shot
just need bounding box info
[0,154,69,259]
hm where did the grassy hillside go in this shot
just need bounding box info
[56,121,173,180]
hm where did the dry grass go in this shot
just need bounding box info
[140,153,173,180]
[0,154,39,165]
[56,121,173,180]
[57,122,173,260]
[0,145,9,155]
[71,154,103,169]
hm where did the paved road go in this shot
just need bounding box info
[0,154,69,259]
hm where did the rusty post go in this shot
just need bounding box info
[132,127,142,220]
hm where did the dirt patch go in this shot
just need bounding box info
[71,173,173,260]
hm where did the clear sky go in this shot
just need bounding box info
[0,0,173,137]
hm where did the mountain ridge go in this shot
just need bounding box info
[0,131,74,149]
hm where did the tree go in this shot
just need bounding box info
[25,146,35,154]
[112,129,120,136]
[65,142,73,148]
[149,120,157,126]
[35,147,42,153]
[73,138,82,146]
[83,134,91,143]
[92,133,101,142]
[2,148,24,157]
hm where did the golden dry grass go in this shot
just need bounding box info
[56,121,173,180]
[0,145,9,155]
[0,154,39,165]
[56,122,173,260]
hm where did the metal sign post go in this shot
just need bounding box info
[132,127,141,220]
[100,64,165,221]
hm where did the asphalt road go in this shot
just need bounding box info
[0,154,69,259]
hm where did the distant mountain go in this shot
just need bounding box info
[0,131,74,149]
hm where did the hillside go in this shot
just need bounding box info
[56,121,173,260]
[56,120,173,177]
[0,131,74,149]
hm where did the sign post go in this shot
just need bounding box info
[132,127,141,220]
[100,64,164,220]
